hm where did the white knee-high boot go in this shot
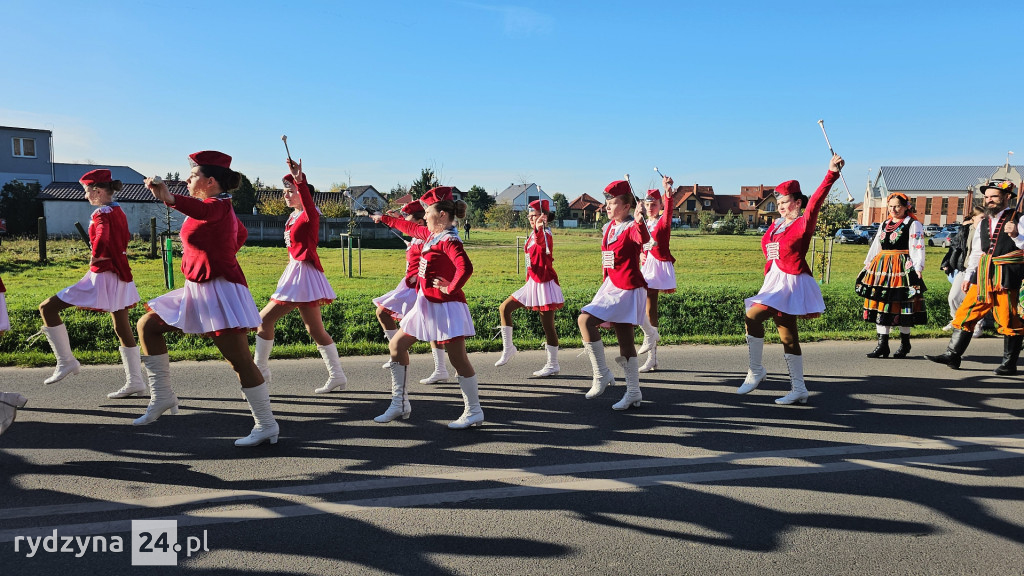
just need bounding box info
[584,340,615,398]
[40,324,81,385]
[236,383,280,446]
[133,354,178,425]
[108,346,146,398]
[495,326,518,366]
[612,356,643,410]
[777,353,809,405]
[449,374,484,429]
[639,344,658,373]
[737,335,766,394]
[375,363,411,423]
[314,343,347,393]
[638,317,660,354]
[532,344,560,377]
[253,336,273,385]
[420,346,450,384]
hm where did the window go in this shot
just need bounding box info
[704,200,710,207]
[941,198,948,214]
[12,137,36,158]
[686,199,696,210]
[925,198,932,213]
[954,198,962,215]
[748,200,756,207]
[766,202,776,211]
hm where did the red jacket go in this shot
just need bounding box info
[761,170,840,276]
[0,276,5,293]
[170,194,249,286]
[89,204,133,282]
[602,217,650,290]
[285,179,323,272]
[526,228,559,284]
[642,213,675,263]
[382,215,473,303]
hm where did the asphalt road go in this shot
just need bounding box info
[0,337,1022,575]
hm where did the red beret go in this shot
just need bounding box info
[188,150,232,170]
[604,180,632,200]
[80,169,112,186]
[401,200,424,215]
[645,189,662,203]
[420,186,453,206]
[775,180,802,198]
[529,199,550,213]
[282,174,296,185]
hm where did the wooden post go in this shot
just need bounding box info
[150,218,158,258]
[74,222,90,246]
[38,217,47,262]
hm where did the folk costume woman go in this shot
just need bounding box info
[139,151,279,447]
[373,200,450,385]
[578,181,650,410]
[738,154,844,405]
[0,276,28,436]
[253,160,346,394]
[494,199,564,377]
[37,169,143,399]
[637,176,677,372]
[855,192,926,359]
[371,187,483,428]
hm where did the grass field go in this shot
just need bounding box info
[0,228,956,366]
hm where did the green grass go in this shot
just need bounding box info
[0,230,956,366]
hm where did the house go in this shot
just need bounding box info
[38,181,189,237]
[568,193,603,223]
[496,183,551,212]
[860,164,1024,225]
[1,126,54,188]
[739,184,778,226]
[391,193,414,208]
[344,185,388,213]
[53,163,144,184]
[670,184,715,226]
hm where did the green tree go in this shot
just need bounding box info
[484,204,516,228]
[409,168,440,199]
[552,193,570,223]
[0,181,43,236]
[697,210,716,234]
[329,182,348,192]
[464,185,495,215]
[388,183,408,201]
[232,174,258,215]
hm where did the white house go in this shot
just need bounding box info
[495,183,551,212]
[38,181,189,237]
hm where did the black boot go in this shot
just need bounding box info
[994,335,1024,376]
[892,332,912,359]
[925,329,973,369]
[866,333,890,358]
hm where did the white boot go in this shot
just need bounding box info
[532,344,560,377]
[253,336,273,385]
[420,346,450,384]
[638,319,660,354]
[449,374,484,429]
[494,326,518,366]
[382,330,397,368]
[314,343,347,393]
[108,346,147,398]
[737,335,767,394]
[0,392,28,436]
[40,324,81,385]
[375,363,411,422]
[584,341,615,398]
[612,356,643,410]
[639,345,658,373]
[235,383,280,446]
[776,353,809,405]
[133,354,179,426]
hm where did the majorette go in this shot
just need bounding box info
[637,177,677,372]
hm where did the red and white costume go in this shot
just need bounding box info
[745,170,840,317]
[374,202,426,321]
[147,192,261,335]
[582,214,650,326]
[511,224,564,311]
[270,176,336,307]
[381,213,475,344]
[639,199,677,292]
[57,202,140,312]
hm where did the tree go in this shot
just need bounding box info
[484,204,516,228]
[329,182,348,192]
[388,183,408,201]
[552,193,570,223]
[164,171,180,182]
[0,181,43,236]
[232,174,258,215]
[409,167,441,199]
[464,185,494,214]
[697,210,716,234]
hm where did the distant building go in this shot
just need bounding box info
[1,126,53,187]
[568,193,603,223]
[670,184,715,227]
[496,183,551,213]
[38,181,189,237]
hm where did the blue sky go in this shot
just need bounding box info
[3,0,1021,201]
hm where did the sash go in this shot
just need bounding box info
[977,250,1024,303]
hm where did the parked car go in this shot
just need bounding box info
[929,230,957,247]
[711,220,724,229]
[942,224,960,233]
[835,229,868,244]
[756,224,770,234]
[923,224,943,236]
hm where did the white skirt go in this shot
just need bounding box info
[511,278,564,311]
[581,278,647,326]
[745,261,825,318]
[147,278,261,335]
[373,279,419,320]
[270,258,336,306]
[399,292,476,343]
[0,292,8,332]
[641,256,677,292]
[57,270,140,312]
